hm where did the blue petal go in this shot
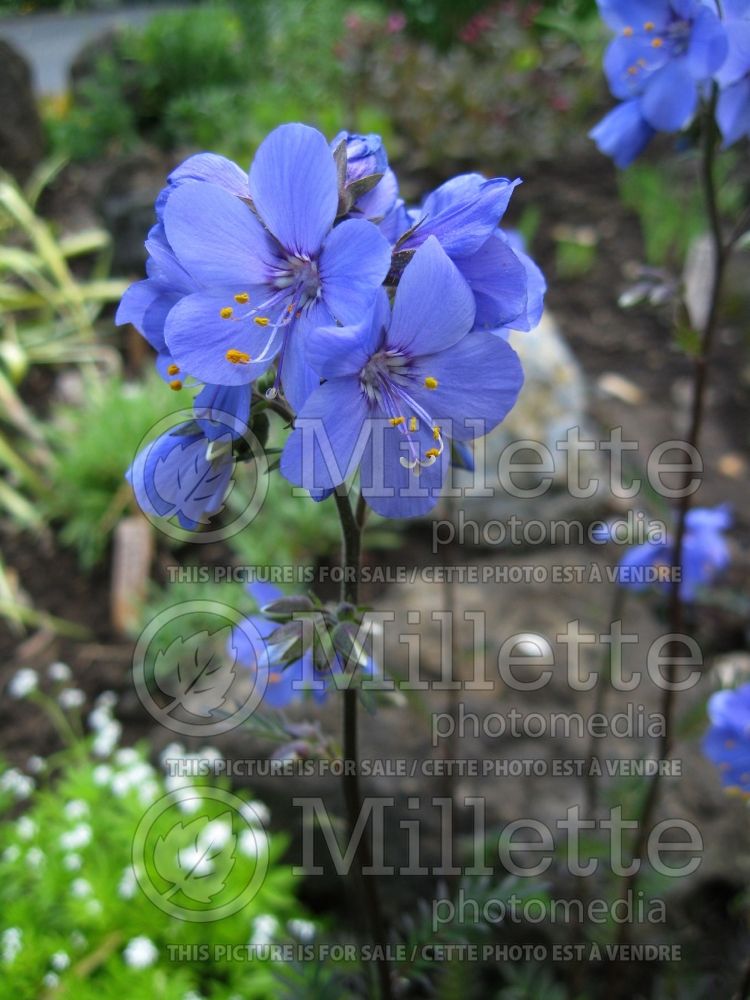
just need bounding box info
[280,378,370,492]
[386,237,475,355]
[164,182,279,288]
[453,233,528,330]
[717,78,750,147]
[641,60,698,131]
[716,19,750,87]
[194,383,252,440]
[590,99,656,167]
[409,332,524,441]
[359,418,447,519]
[319,217,391,326]
[248,123,338,257]
[596,0,670,31]
[166,289,282,386]
[403,177,522,258]
[354,168,399,222]
[305,292,389,379]
[686,6,729,78]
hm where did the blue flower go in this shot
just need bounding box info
[597,0,728,132]
[589,98,657,167]
[126,423,234,531]
[230,584,376,707]
[388,174,545,334]
[715,0,750,146]
[607,504,731,600]
[703,683,750,795]
[161,123,392,412]
[116,224,252,438]
[331,131,399,222]
[280,238,524,518]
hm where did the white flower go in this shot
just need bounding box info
[249,914,278,947]
[118,866,137,900]
[48,662,72,682]
[60,824,91,851]
[63,800,89,821]
[198,818,232,851]
[86,899,102,916]
[1,927,22,963]
[241,801,270,827]
[26,847,44,869]
[97,690,117,706]
[9,668,38,699]
[137,781,160,806]
[63,853,82,871]
[92,720,121,757]
[199,746,221,765]
[51,950,70,971]
[160,741,185,764]
[16,816,36,840]
[288,919,316,942]
[42,972,59,988]
[0,769,34,799]
[2,845,20,863]
[26,755,45,775]
[177,845,214,876]
[70,932,86,949]
[165,774,192,793]
[92,764,112,786]
[59,688,85,710]
[115,748,140,767]
[182,992,205,1000]
[238,828,267,858]
[123,936,158,969]
[70,878,92,898]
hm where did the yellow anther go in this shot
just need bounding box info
[644,20,655,31]
[424,376,438,390]
[254,316,270,326]
[623,25,634,36]
[627,65,638,75]
[638,58,647,67]
[651,36,663,47]
[169,379,183,391]
[234,292,249,304]
[389,416,405,426]
[425,448,440,459]
[409,416,418,432]
[167,363,180,375]
[220,306,233,319]
[432,426,441,440]
[268,671,282,684]
[226,349,251,365]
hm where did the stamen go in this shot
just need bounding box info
[254,316,270,326]
[220,307,233,319]
[234,292,250,304]
[169,379,183,391]
[644,20,655,31]
[651,37,663,47]
[226,349,251,365]
[433,426,441,440]
[627,65,638,75]
[389,416,405,426]
[167,363,180,375]
[425,448,440,459]
[622,25,633,36]
[424,377,438,390]
[409,416,418,432]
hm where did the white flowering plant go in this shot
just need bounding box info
[0,679,318,999]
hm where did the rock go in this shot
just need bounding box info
[97,151,166,273]
[0,40,45,182]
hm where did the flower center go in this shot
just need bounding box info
[274,256,322,302]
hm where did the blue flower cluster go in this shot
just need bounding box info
[591,1,750,166]
[120,125,545,523]
[599,504,732,600]
[704,682,750,795]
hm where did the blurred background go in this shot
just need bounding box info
[0,1,749,997]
